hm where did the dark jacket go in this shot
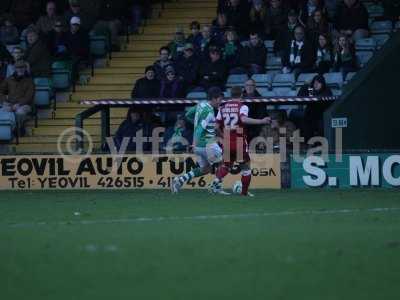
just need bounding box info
[175,54,200,87]
[199,57,227,89]
[25,40,52,77]
[299,2,326,26]
[383,0,400,22]
[282,39,315,70]
[153,59,174,80]
[114,118,153,152]
[225,2,251,37]
[65,29,89,59]
[264,5,288,39]
[335,0,369,31]
[0,73,35,106]
[160,78,185,98]
[239,42,267,69]
[47,30,70,60]
[274,22,298,54]
[314,45,334,74]
[223,40,242,68]
[131,77,161,99]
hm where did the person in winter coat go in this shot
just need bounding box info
[131,66,161,99]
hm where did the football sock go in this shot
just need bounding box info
[241,170,252,196]
[179,168,202,184]
[216,165,229,181]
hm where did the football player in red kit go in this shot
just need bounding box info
[211,86,271,196]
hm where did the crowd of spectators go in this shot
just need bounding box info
[0,0,151,135]
[126,0,398,149]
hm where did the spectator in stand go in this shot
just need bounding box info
[298,74,332,138]
[25,29,51,77]
[114,108,152,152]
[199,25,214,61]
[307,9,330,47]
[162,117,193,153]
[131,66,160,99]
[335,0,369,41]
[383,0,400,23]
[6,47,30,78]
[65,16,89,81]
[224,0,251,38]
[259,110,296,150]
[299,0,326,27]
[264,0,288,40]
[175,43,200,91]
[0,61,34,129]
[234,32,267,76]
[36,1,59,35]
[198,48,227,90]
[314,33,334,74]
[325,0,338,20]
[47,19,70,60]
[160,66,185,99]
[222,29,242,71]
[168,28,186,60]
[282,25,315,77]
[332,34,357,79]
[211,13,228,46]
[64,0,94,32]
[0,42,11,80]
[186,21,203,51]
[274,9,300,56]
[94,0,125,51]
[0,16,20,46]
[249,0,267,39]
[129,0,148,34]
[153,46,174,80]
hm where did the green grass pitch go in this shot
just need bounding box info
[0,189,399,300]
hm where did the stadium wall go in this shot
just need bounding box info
[324,32,400,151]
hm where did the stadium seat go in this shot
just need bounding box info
[370,21,393,35]
[266,54,282,71]
[264,40,275,53]
[344,72,357,84]
[355,38,377,52]
[240,40,249,47]
[257,88,275,97]
[356,51,373,67]
[366,4,384,18]
[34,77,54,107]
[0,111,16,141]
[272,73,295,89]
[273,87,297,97]
[251,74,273,88]
[226,74,249,87]
[186,91,207,100]
[296,73,318,87]
[395,21,400,31]
[224,89,231,97]
[51,61,71,90]
[324,72,344,89]
[372,34,390,48]
[90,34,109,58]
[332,89,342,97]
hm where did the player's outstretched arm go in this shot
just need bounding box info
[240,116,271,125]
[185,106,196,124]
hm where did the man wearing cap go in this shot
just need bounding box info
[131,66,161,99]
[64,0,94,32]
[171,87,224,193]
[65,16,89,80]
[175,43,200,91]
[0,61,34,128]
[25,29,51,77]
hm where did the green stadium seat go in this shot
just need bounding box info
[0,111,15,141]
[90,35,109,58]
[272,87,297,97]
[257,88,275,97]
[366,4,384,18]
[356,51,374,67]
[324,72,344,89]
[51,61,71,90]
[372,34,390,48]
[264,40,275,53]
[355,38,377,52]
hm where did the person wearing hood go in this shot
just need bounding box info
[160,66,185,99]
[0,61,34,128]
[298,74,333,139]
[131,66,161,99]
[114,107,153,153]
